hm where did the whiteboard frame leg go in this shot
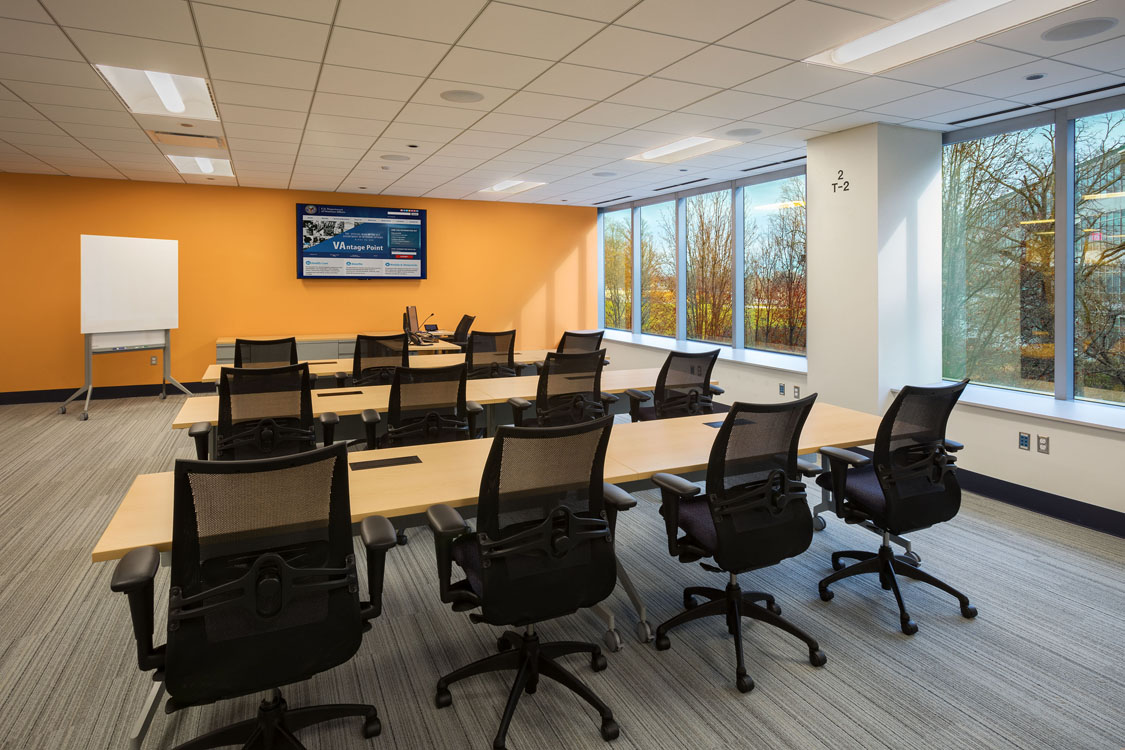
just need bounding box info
[162,329,191,397]
[59,334,93,418]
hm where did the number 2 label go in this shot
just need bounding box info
[832,169,850,193]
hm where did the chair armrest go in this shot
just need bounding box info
[797,459,825,477]
[603,482,636,511]
[709,384,725,396]
[652,472,702,498]
[465,401,484,438]
[508,397,531,427]
[944,439,964,452]
[818,447,871,520]
[651,473,701,558]
[335,371,347,388]
[624,389,651,421]
[819,446,871,468]
[110,547,165,672]
[319,411,339,446]
[359,515,397,620]
[600,392,619,405]
[427,504,470,537]
[466,400,484,415]
[188,422,211,460]
[426,505,473,606]
[361,409,380,449]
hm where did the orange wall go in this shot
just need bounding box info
[0,174,597,393]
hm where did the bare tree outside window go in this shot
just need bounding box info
[640,201,677,337]
[744,175,807,355]
[603,209,631,330]
[686,190,733,344]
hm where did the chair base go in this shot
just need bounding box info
[818,542,977,635]
[434,629,618,750]
[172,689,380,750]
[653,577,826,693]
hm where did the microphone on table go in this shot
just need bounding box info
[421,313,434,330]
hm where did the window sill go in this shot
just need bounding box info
[603,329,808,375]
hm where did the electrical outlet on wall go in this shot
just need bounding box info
[793,386,800,398]
[778,382,785,396]
[1037,435,1050,454]
[1018,432,1031,450]
[150,356,157,366]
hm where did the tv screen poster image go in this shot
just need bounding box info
[297,203,427,279]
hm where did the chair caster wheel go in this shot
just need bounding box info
[905,550,921,565]
[591,652,608,672]
[809,649,827,667]
[736,673,755,693]
[813,515,826,531]
[602,629,622,652]
[635,620,653,643]
[961,604,977,619]
[600,717,619,741]
[79,412,89,421]
[901,619,918,635]
[654,633,670,651]
[363,715,382,738]
[683,593,698,610]
[434,687,452,709]
[767,601,782,616]
[58,406,66,414]
[497,636,512,652]
[819,588,834,602]
[396,531,408,545]
[831,557,844,571]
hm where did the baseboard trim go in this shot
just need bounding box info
[0,382,211,405]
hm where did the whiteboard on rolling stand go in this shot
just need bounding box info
[80,235,178,349]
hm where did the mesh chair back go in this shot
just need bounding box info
[701,395,817,572]
[873,380,968,532]
[475,416,616,625]
[466,330,516,379]
[386,363,468,445]
[535,349,606,426]
[353,333,409,386]
[452,314,475,343]
[557,330,604,352]
[217,363,315,460]
[233,337,298,368]
[655,349,719,417]
[165,443,361,706]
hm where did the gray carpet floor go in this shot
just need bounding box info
[0,395,1122,750]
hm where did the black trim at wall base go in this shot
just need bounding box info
[0,382,211,405]
[958,468,1125,539]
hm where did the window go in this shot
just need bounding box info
[686,189,733,344]
[743,174,807,355]
[639,201,677,337]
[602,209,632,331]
[942,124,1056,394]
[1074,107,1125,405]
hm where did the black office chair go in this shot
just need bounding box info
[336,333,409,387]
[109,443,398,750]
[450,314,475,349]
[650,396,828,693]
[625,349,727,421]
[233,337,298,368]
[557,330,604,352]
[509,350,617,427]
[466,330,518,379]
[364,363,482,448]
[816,380,976,635]
[189,363,338,461]
[426,416,627,749]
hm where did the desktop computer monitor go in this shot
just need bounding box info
[405,305,420,332]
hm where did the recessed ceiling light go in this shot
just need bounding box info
[407,144,419,148]
[358,186,367,190]
[628,136,739,164]
[726,127,762,138]
[807,0,1090,74]
[1025,73,1046,81]
[167,155,232,176]
[481,179,547,194]
[95,65,217,120]
[441,89,484,103]
[380,154,410,161]
[1041,17,1118,41]
[593,171,616,177]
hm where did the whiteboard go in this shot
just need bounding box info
[81,235,178,335]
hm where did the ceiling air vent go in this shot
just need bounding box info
[654,177,707,191]
[740,155,806,173]
[146,130,226,149]
[593,195,631,205]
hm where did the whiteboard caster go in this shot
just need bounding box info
[80,412,89,421]
[58,406,66,414]
[813,515,826,531]
[159,392,166,400]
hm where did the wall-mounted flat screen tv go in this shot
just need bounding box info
[297,203,426,279]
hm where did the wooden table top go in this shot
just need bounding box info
[200,350,553,383]
[216,330,454,345]
[173,367,670,428]
[92,402,880,562]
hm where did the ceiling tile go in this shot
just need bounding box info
[430,48,552,89]
[381,121,462,142]
[569,102,665,128]
[617,0,787,43]
[76,137,161,153]
[870,88,991,119]
[601,128,682,147]
[497,91,596,120]
[42,0,197,43]
[486,149,550,165]
[204,48,321,89]
[305,113,388,135]
[325,27,448,76]
[396,102,483,128]
[226,137,299,154]
[335,0,486,43]
[811,110,906,131]
[302,130,375,148]
[311,92,402,120]
[192,0,338,23]
[0,0,53,22]
[736,62,866,98]
[571,143,639,159]
[68,30,206,77]
[747,100,852,127]
[502,0,635,22]
[410,79,513,111]
[218,103,307,128]
[526,63,640,99]
[459,4,603,60]
[881,42,1036,87]
[424,154,489,169]
[0,99,43,118]
[609,77,719,109]
[517,136,587,153]
[982,0,1125,57]
[211,80,313,111]
[3,81,121,111]
[720,0,886,60]
[370,137,442,153]
[540,120,623,141]
[435,143,506,160]
[927,100,1039,125]
[1007,72,1125,104]
[682,90,789,119]
[471,112,558,136]
[194,4,329,62]
[752,128,820,147]
[1054,34,1125,72]
[565,26,703,75]
[0,115,65,134]
[0,52,104,88]
[660,46,789,90]
[0,131,78,146]
[951,59,1098,98]
[451,130,527,147]
[317,66,423,101]
[641,111,733,134]
[807,77,931,109]
[822,0,944,19]
[223,122,303,143]
[297,144,363,160]
[229,148,296,163]
[0,18,81,61]
[34,104,136,127]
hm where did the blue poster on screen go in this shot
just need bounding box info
[297,203,427,280]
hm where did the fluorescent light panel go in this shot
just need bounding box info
[168,155,233,177]
[806,0,1090,74]
[482,180,546,194]
[628,137,739,164]
[96,65,217,120]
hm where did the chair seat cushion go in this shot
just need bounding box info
[451,537,483,595]
[638,401,731,422]
[816,464,886,517]
[676,496,717,552]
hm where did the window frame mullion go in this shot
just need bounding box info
[732,185,746,351]
[631,205,642,333]
[1053,108,1076,401]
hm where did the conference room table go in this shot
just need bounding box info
[217,333,462,355]
[199,350,553,383]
